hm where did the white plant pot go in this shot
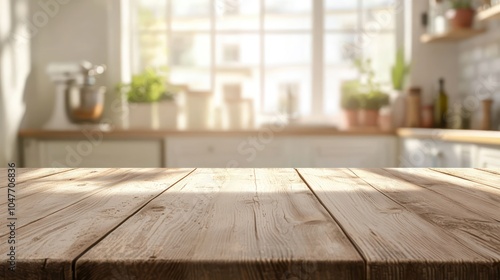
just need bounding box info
[390,90,406,129]
[128,103,158,130]
[158,101,178,130]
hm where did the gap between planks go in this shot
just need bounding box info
[431,168,500,191]
[69,168,197,280]
[296,168,499,280]
[294,168,369,279]
[0,168,75,189]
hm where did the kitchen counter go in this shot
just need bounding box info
[2,168,499,279]
[398,128,500,146]
[18,127,394,140]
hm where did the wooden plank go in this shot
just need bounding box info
[76,169,364,280]
[433,168,500,190]
[479,168,500,176]
[0,168,193,280]
[352,168,500,261]
[385,168,500,223]
[297,168,497,280]
[18,129,394,139]
[0,169,152,236]
[0,168,73,188]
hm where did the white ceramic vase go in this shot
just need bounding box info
[390,90,406,129]
[128,102,158,130]
[158,100,178,130]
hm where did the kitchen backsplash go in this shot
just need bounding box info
[459,21,500,130]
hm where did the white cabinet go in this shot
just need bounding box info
[475,146,500,168]
[22,134,398,168]
[400,138,472,168]
[166,135,397,168]
[166,136,292,168]
[294,136,397,168]
[22,138,163,168]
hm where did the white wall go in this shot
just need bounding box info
[23,0,110,129]
[409,0,460,106]
[458,20,500,130]
[0,0,30,166]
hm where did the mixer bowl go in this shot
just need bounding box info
[65,85,106,124]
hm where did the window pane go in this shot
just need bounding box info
[215,34,260,102]
[170,68,211,91]
[265,0,312,30]
[170,33,211,90]
[362,32,395,83]
[216,34,259,65]
[136,0,167,31]
[325,33,358,65]
[171,33,210,67]
[216,0,260,30]
[264,67,311,116]
[265,34,311,66]
[363,0,396,30]
[324,0,358,31]
[136,32,168,70]
[172,0,210,16]
[324,66,358,115]
[364,0,396,9]
[171,0,210,30]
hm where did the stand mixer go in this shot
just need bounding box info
[45,61,107,130]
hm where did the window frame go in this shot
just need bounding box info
[130,0,405,119]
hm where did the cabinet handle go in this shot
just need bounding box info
[207,146,215,153]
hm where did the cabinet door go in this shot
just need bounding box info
[476,146,500,168]
[399,138,470,168]
[436,142,471,168]
[23,139,163,168]
[304,136,397,168]
[166,136,291,168]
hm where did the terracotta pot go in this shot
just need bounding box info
[451,8,475,29]
[360,109,379,127]
[343,110,359,128]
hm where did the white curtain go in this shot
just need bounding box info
[0,0,29,166]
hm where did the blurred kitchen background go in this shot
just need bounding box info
[1,0,500,168]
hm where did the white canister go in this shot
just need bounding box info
[224,99,254,130]
[185,91,213,130]
[158,100,178,130]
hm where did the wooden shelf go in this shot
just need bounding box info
[420,28,486,43]
[478,5,500,21]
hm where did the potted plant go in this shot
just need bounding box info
[117,68,178,130]
[448,0,475,29]
[341,81,362,128]
[390,49,410,129]
[359,91,390,127]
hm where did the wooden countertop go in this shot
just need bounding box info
[398,128,500,146]
[1,168,499,279]
[18,127,395,139]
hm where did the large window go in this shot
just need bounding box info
[132,0,398,121]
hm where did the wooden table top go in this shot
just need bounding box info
[397,128,500,146]
[1,168,499,280]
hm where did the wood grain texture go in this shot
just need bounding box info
[397,128,500,146]
[0,168,73,188]
[0,169,148,236]
[0,168,193,280]
[297,168,496,280]
[18,129,394,139]
[433,168,500,190]
[479,168,500,176]
[76,169,364,280]
[352,168,500,264]
[384,168,500,223]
